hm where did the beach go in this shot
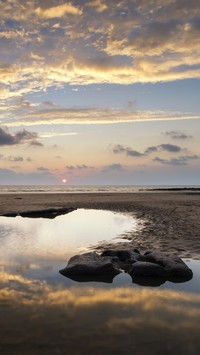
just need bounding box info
[0,191,200,258]
[1,191,200,355]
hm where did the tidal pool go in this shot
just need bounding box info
[1,209,200,354]
[0,208,135,259]
[0,209,135,284]
[0,208,199,291]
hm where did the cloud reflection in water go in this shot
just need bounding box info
[1,270,200,355]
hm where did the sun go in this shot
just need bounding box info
[62,179,67,183]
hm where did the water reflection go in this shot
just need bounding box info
[1,209,200,353]
[0,209,134,261]
[0,209,136,286]
[1,271,200,354]
[0,209,199,291]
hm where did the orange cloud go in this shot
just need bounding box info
[35,3,82,18]
[87,0,108,13]
[0,0,199,99]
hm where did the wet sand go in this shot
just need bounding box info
[0,192,200,258]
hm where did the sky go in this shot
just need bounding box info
[0,0,200,185]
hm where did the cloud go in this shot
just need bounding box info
[0,0,200,101]
[0,127,38,146]
[7,156,23,162]
[0,168,58,184]
[102,163,124,172]
[5,101,199,126]
[113,143,183,157]
[0,154,24,162]
[144,143,184,154]
[29,140,44,147]
[113,144,144,157]
[66,164,94,170]
[154,155,199,166]
[87,0,108,13]
[35,3,82,18]
[15,129,38,142]
[144,146,158,154]
[41,101,56,107]
[164,131,193,139]
[15,96,31,108]
[158,143,182,153]
[37,167,49,172]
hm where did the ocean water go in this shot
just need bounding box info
[0,184,199,194]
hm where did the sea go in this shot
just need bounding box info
[0,184,199,194]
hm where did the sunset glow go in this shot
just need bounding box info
[0,0,199,185]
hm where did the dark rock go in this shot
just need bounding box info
[59,249,193,285]
[143,251,193,279]
[132,276,166,287]
[101,249,142,272]
[2,212,18,217]
[59,252,121,283]
[129,261,168,278]
[101,249,141,262]
[62,273,116,283]
[2,207,75,219]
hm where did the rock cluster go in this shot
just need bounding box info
[60,249,193,285]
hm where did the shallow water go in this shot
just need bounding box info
[0,209,135,285]
[0,208,134,262]
[1,209,200,354]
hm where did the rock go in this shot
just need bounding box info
[59,252,121,283]
[132,276,166,287]
[101,248,141,262]
[101,249,142,272]
[101,249,143,266]
[143,251,193,279]
[129,261,168,278]
[2,207,75,219]
[60,273,116,283]
[59,249,193,285]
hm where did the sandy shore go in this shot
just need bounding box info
[0,192,200,259]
